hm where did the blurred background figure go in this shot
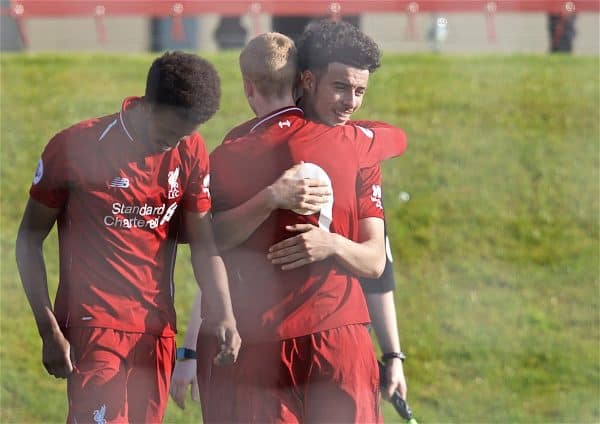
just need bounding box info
[151,15,250,52]
[214,17,247,49]
[427,14,448,53]
[149,16,199,51]
[0,0,23,51]
[548,12,576,53]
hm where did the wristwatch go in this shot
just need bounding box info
[381,351,406,363]
[176,347,197,361]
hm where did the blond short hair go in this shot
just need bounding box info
[239,32,298,99]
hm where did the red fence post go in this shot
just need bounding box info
[11,2,29,47]
[485,1,497,42]
[249,2,262,37]
[94,4,107,43]
[171,2,184,42]
[329,2,342,22]
[406,1,419,40]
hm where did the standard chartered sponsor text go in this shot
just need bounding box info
[105,202,177,229]
[112,202,166,216]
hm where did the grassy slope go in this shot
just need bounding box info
[1,52,598,423]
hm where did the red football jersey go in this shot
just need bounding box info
[210,107,406,342]
[226,116,405,220]
[29,97,211,336]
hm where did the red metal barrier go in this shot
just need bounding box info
[2,1,597,47]
[3,1,598,17]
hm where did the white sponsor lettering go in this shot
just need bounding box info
[111,202,165,216]
[104,215,159,229]
[105,202,171,230]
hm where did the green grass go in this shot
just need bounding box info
[1,52,598,423]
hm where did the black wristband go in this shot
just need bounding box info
[176,347,197,361]
[381,351,406,363]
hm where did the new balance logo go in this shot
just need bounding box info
[109,177,130,188]
[278,120,291,128]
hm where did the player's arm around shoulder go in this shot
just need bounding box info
[210,159,331,251]
[207,144,280,251]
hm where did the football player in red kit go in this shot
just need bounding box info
[296,18,409,405]
[191,33,406,423]
[15,51,240,423]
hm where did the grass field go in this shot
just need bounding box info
[1,52,598,423]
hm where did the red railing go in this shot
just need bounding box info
[3,1,599,16]
[2,1,596,47]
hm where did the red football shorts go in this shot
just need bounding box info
[65,327,175,424]
[197,324,381,423]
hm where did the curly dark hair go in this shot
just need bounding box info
[145,51,221,125]
[297,19,381,73]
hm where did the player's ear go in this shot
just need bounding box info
[242,76,254,99]
[293,72,303,102]
[301,70,316,93]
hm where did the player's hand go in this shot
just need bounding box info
[170,359,199,409]
[382,357,407,401]
[41,330,73,378]
[267,224,334,270]
[206,321,241,366]
[267,163,331,213]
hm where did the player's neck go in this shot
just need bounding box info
[297,97,324,126]
[253,95,296,119]
[123,100,154,149]
[123,101,145,140]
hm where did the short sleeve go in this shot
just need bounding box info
[357,165,384,220]
[29,134,69,208]
[181,134,212,213]
[347,122,407,168]
[356,161,396,293]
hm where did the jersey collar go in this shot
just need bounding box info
[119,96,140,143]
[249,107,303,133]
